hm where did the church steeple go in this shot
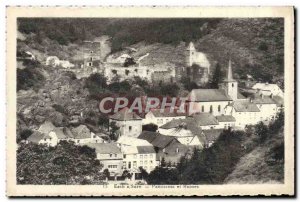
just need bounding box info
[219,59,238,101]
[226,59,235,82]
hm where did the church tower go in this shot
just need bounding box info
[186,42,196,67]
[220,60,238,100]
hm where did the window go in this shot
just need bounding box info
[150,160,153,164]
[77,140,80,143]
[134,154,137,158]
[218,105,221,112]
[202,106,204,112]
[110,153,112,157]
[144,160,148,165]
[140,160,143,165]
[210,105,213,113]
[115,154,117,157]
[128,162,131,169]
[88,62,92,66]
[123,154,126,158]
[144,154,147,158]
[176,148,179,153]
[150,154,153,158]
[140,154,143,159]
[133,161,137,168]
[232,83,234,87]
[129,126,132,131]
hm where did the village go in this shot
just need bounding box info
[20,40,284,183]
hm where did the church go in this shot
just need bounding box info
[186,60,246,116]
[186,60,283,129]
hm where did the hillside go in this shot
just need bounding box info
[225,128,284,184]
[18,18,283,83]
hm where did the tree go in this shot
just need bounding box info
[17,129,33,143]
[17,141,104,184]
[103,169,110,180]
[254,121,269,142]
[142,123,158,132]
[122,170,132,179]
[109,121,120,141]
[139,167,149,180]
[210,63,223,88]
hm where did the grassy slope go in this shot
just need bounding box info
[225,128,284,184]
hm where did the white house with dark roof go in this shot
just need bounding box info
[85,143,123,176]
[158,118,206,148]
[143,108,186,127]
[252,82,284,98]
[215,115,236,129]
[192,113,220,130]
[116,136,157,173]
[71,125,103,144]
[109,107,143,138]
[224,100,261,129]
[251,93,278,123]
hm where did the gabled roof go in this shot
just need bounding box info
[232,101,260,112]
[251,93,277,104]
[215,115,236,122]
[109,107,142,121]
[51,128,67,139]
[150,135,177,149]
[203,129,224,143]
[27,131,46,143]
[189,89,232,102]
[159,118,202,136]
[138,131,160,143]
[272,96,284,107]
[38,121,56,134]
[117,136,152,146]
[252,83,281,91]
[85,143,121,154]
[62,127,74,138]
[192,113,219,126]
[149,108,185,118]
[137,146,156,154]
[71,125,91,139]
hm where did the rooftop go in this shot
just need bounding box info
[215,115,236,122]
[149,108,186,118]
[232,100,260,112]
[110,107,142,121]
[117,136,152,147]
[189,89,232,102]
[38,121,56,134]
[84,143,121,154]
[192,113,219,126]
[71,125,91,139]
[203,129,224,143]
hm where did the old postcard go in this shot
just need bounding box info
[6,6,294,196]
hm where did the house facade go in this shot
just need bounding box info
[143,109,186,127]
[85,143,123,176]
[109,107,143,138]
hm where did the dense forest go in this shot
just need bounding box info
[18,18,220,51]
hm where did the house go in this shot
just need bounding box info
[203,129,224,148]
[157,118,205,148]
[71,125,102,144]
[138,131,194,165]
[27,131,55,146]
[117,136,157,174]
[109,107,143,138]
[252,82,284,98]
[46,56,60,67]
[27,121,68,146]
[85,143,123,177]
[192,113,220,130]
[215,115,236,129]
[143,108,186,127]
[251,93,279,123]
[224,100,261,129]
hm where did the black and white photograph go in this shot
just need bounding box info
[6,6,294,196]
